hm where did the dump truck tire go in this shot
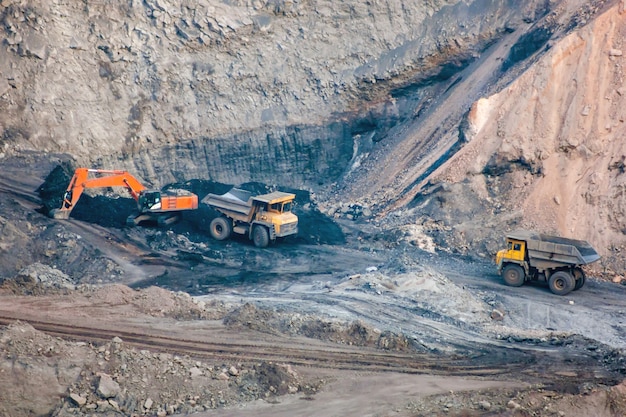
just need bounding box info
[573,268,586,291]
[502,264,525,287]
[252,225,269,248]
[210,217,232,241]
[548,271,575,296]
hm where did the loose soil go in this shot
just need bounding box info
[0,154,626,417]
[2,1,626,416]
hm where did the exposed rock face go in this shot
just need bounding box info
[426,3,626,261]
[1,0,549,187]
[1,0,624,263]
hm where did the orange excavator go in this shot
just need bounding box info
[50,168,198,226]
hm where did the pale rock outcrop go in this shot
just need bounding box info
[431,3,626,259]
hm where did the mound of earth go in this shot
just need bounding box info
[224,303,412,351]
[0,322,304,417]
[82,284,209,320]
[1,262,75,295]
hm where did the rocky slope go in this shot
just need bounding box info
[1,0,553,185]
[1,0,625,266]
[416,1,626,269]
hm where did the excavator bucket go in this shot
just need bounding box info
[50,208,71,220]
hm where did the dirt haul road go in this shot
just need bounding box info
[1,154,626,416]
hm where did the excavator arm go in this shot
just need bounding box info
[51,168,147,219]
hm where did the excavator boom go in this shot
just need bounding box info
[52,168,147,219]
[50,168,198,225]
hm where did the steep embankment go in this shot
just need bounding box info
[426,2,626,266]
[0,0,550,187]
[1,0,623,266]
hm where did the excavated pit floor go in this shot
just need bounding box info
[1,153,626,416]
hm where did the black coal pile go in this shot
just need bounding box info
[37,163,139,228]
[37,162,75,215]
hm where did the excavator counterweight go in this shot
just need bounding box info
[50,168,198,226]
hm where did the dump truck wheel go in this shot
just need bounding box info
[210,217,232,241]
[573,268,586,291]
[252,225,269,248]
[548,271,575,296]
[502,264,525,287]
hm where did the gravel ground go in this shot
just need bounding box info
[0,154,625,416]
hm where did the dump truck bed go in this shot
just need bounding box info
[202,188,297,223]
[203,189,252,214]
[508,230,601,268]
[202,189,254,221]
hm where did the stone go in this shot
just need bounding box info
[229,365,239,376]
[16,262,75,290]
[218,372,230,381]
[490,309,505,321]
[144,397,153,410]
[108,399,120,411]
[69,393,87,407]
[507,400,521,409]
[19,32,47,59]
[96,400,111,411]
[581,105,591,116]
[609,49,623,57]
[96,373,120,399]
[189,366,203,378]
[479,400,491,410]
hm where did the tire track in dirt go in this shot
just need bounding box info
[0,313,528,377]
[205,279,625,387]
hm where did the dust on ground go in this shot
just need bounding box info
[1,278,626,417]
[1,155,626,417]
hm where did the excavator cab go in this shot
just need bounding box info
[139,191,162,212]
[62,190,73,209]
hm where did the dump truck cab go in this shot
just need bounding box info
[495,238,526,267]
[251,192,298,238]
[496,231,600,296]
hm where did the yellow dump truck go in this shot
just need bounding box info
[202,188,298,247]
[495,231,600,295]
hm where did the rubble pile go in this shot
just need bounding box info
[0,322,304,417]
